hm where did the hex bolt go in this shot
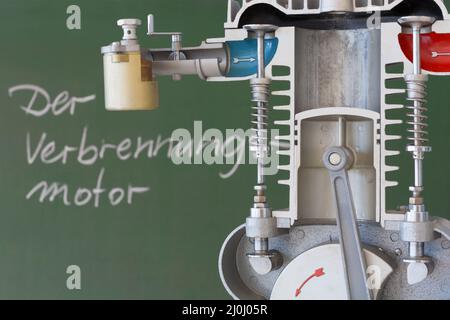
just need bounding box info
[390,232,400,242]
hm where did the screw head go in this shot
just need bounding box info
[442,239,450,250]
[390,232,400,242]
[117,18,142,27]
[322,147,353,172]
[329,152,342,166]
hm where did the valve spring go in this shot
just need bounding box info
[405,76,429,146]
[250,104,269,152]
[250,79,270,157]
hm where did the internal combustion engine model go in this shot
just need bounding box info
[101,0,450,300]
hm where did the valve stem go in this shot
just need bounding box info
[244,24,282,275]
[398,16,436,283]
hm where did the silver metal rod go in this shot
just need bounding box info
[244,25,281,275]
[397,16,435,272]
[414,158,423,188]
[412,26,421,74]
[409,242,424,258]
[338,116,346,147]
[256,31,265,79]
[254,238,269,252]
[256,31,266,186]
[412,25,424,191]
[257,104,265,186]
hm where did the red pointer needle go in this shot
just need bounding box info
[295,267,326,298]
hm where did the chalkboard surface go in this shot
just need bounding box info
[0,0,449,299]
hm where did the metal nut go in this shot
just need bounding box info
[409,197,424,205]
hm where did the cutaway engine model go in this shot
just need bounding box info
[101,0,450,300]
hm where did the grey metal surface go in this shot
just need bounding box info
[295,28,381,113]
[219,222,450,300]
[297,113,378,222]
[224,0,413,29]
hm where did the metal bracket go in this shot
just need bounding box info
[385,216,450,241]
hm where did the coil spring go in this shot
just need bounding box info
[250,79,270,157]
[405,75,429,146]
[250,105,268,157]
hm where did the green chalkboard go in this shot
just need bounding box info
[0,0,449,299]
